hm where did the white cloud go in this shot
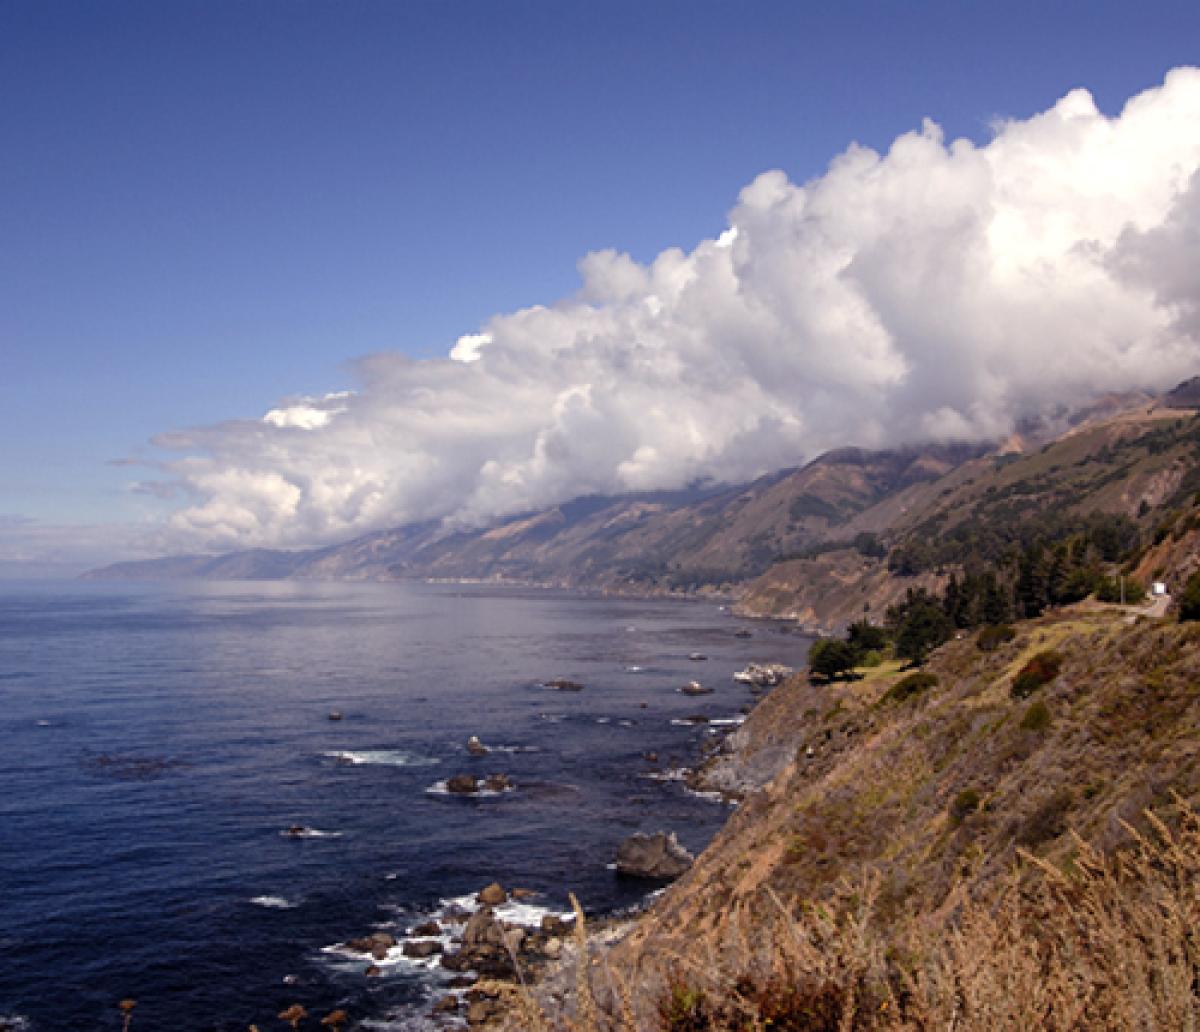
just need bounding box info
[144,68,1200,552]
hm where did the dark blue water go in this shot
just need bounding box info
[0,580,812,1030]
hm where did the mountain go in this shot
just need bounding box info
[86,387,1200,634]
[83,443,986,590]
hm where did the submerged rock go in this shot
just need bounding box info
[615,831,694,879]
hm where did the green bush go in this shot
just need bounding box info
[808,638,858,681]
[1011,650,1064,699]
[1020,700,1052,731]
[881,671,938,705]
[1179,571,1200,622]
[1095,575,1146,604]
[950,788,981,823]
[976,624,1016,652]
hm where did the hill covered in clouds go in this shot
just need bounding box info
[131,69,1200,559]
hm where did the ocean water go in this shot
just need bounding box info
[0,580,812,1030]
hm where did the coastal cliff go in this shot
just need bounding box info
[500,604,1200,1029]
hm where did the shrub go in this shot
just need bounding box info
[658,975,711,1031]
[977,624,1016,652]
[1017,788,1073,846]
[1096,575,1147,604]
[1011,650,1064,699]
[950,788,981,823]
[881,671,938,705]
[1179,571,1200,622]
[1020,699,1052,732]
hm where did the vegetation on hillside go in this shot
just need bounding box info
[502,608,1200,1031]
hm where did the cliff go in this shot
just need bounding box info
[513,603,1200,1029]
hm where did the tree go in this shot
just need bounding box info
[890,590,953,666]
[808,638,858,681]
[846,619,887,659]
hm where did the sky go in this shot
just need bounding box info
[3,1,1200,574]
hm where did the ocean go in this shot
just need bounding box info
[0,580,812,1030]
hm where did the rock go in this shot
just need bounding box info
[446,774,479,794]
[477,882,507,906]
[327,710,343,721]
[402,939,443,958]
[614,831,694,879]
[371,942,389,961]
[285,824,310,837]
[466,735,488,756]
[689,652,708,661]
[440,950,474,972]
[431,995,459,1015]
[412,920,442,936]
[540,913,574,936]
[543,678,584,691]
[447,975,476,988]
[542,936,563,959]
[734,629,753,638]
[643,751,658,763]
[510,887,538,900]
[463,906,501,947]
[364,965,381,977]
[483,773,511,792]
[466,998,501,1025]
[502,927,526,952]
[680,680,713,695]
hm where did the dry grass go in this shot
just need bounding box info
[512,802,1200,1030]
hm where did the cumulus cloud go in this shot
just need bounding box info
[146,68,1200,552]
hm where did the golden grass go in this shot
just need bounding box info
[506,800,1200,1031]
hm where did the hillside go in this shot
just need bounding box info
[83,443,985,591]
[512,604,1200,1029]
[85,390,1200,640]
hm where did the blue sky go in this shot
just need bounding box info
[2,1,1200,569]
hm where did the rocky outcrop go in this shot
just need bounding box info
[446,774,479,794]
[614,831,693,879]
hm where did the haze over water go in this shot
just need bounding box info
[0,580,812,1030]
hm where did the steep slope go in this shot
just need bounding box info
[527,605,1200,1029]
[739,403,1200,630]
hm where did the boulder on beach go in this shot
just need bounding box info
[615,831,694,879]
[477,881,507,906]
[446,773,479,795]
[466,735,488,756]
